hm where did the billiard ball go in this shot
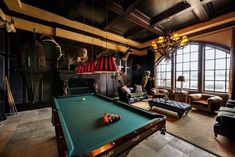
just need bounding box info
[82,98,85,101]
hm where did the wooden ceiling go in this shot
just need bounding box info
[20,0,235,43]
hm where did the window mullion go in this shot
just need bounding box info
[199,43,203,92]
[214,48,216,92]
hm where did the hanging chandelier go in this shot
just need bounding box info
[151,32,188,61]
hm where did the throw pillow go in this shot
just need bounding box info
[121,85,131,94]
[135,84,142,92]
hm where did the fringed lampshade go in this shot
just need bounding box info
[95,56,118,72]
[75,64,86,73]
[75,56,118,74]
[75,60,96,73]
[84,60,96,72]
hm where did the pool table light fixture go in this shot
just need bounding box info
[75,56,118,74]
[95,56,118,73]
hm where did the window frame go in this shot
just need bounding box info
[155,59,172,89]
[203,44,230,93]
[175,44,199,91]
[154,41,230,94]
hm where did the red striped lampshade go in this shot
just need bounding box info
[84,60,96,72]
[95,56,118,72]
[75,60,96,73]
[75,64,86,73]
[75,56,118,73]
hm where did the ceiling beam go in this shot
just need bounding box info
[187,0,209,22]
[124,27,143,38]
[125,2,190,38]
[103,15,122,31]
[125,25,165,39]
[151,1,191,26]
[97,0,164,35]
[4,0,143,49]
[103,0,143,31]
[128,0,213,38]
[67,0,84,20]
[151,0,213,27]
[16,0,22,8]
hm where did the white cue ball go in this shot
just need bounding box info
[82,98,85,101]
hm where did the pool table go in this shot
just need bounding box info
[53,93,166,157]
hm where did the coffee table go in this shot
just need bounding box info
[148,98,191,118]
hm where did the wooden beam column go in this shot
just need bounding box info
[198,42,204,92]
[230,28,235,99]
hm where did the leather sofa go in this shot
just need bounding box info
[188,93,222,113]
[214,100,235,140]
[118,87,148,104]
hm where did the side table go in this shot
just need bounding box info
[175,91,188,103]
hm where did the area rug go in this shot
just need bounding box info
[131,101,235,157]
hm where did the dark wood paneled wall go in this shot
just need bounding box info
[0,30,6,121]
[131,50,154,94]
[0,29,155,111]
[0,30,127,110]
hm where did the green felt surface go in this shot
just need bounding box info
[55,94,156,156]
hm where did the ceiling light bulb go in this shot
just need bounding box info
[181,36,188,44]
[171,33,179,41]
[157,36,164,43]
[151,41,157,47]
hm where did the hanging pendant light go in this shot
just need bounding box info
[75,0,118,74]
[94,0,118,73]
[84,60,96,73]
[95,55,118,72]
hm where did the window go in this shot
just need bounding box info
[204,45,230,92]
[155,42,230,93]
[156,59,171,88]
[175,44,199,90]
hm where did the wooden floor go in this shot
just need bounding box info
[0,108,217,157]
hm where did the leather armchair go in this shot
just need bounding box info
[214,100,235,140]
[151,88,169,98]
[188,93,222,113]
[118,87,148,104]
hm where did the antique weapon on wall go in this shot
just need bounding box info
[0,16,16,33]
[20,29,46,104]
[3,76,17,115]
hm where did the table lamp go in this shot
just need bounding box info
[177,76,185,92]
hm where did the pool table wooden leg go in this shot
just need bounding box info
[161,124,166,135]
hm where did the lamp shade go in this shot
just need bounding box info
[95,56,118,72]
[177,76,185,82]
[75,56,118,74]
[84,60,96,72]
[75,64,86,73]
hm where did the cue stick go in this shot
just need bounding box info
[3,76,17,115]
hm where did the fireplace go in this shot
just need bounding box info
[58,70,98,96]
[68,78,95,95]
